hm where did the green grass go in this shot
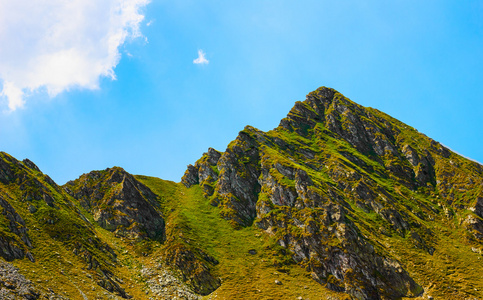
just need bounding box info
[396,217,483,300]
[136,176,348,300]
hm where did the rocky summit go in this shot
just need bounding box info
[0,87,482,299]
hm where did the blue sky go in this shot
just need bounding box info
[0,1,482,184]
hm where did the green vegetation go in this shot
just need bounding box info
[137,176,348,299]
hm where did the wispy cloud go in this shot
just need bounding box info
[193,50,209,65]
[0,0,150,111]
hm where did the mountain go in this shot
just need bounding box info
[0,87,482,299]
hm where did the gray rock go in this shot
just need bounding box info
[65,167,165,240]
[0,196,33,261]
[0,261,44,299]
[141,265,200,300]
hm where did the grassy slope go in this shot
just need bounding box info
[353,200,483,300]
[136,175,349,300]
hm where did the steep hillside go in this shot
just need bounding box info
[183,87,483,299]
[0,86,482,300]
[0,152,133,298]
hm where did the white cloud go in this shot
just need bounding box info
[193,50,209,65]
[0,0,150,111]
[0,82,24,111]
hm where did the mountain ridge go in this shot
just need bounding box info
[0,86,481,299]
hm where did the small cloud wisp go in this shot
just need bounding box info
[193,50,209,65]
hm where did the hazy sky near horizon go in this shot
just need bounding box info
[0,1,482,184]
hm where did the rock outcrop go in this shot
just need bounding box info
[65,167,165,240]
[182,147,222,197]
[164,243,220,295]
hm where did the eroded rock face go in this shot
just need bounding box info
[0,153,61,264]
[474,197,483,219]
[0,153,19,185]
[0,152,70,213]
[214,129,262,226]
[183,132,263,227]
[0,196,33,262]
[65,167,165,240]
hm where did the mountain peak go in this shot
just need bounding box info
[182,86,483,299]
[65,167,165,240]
